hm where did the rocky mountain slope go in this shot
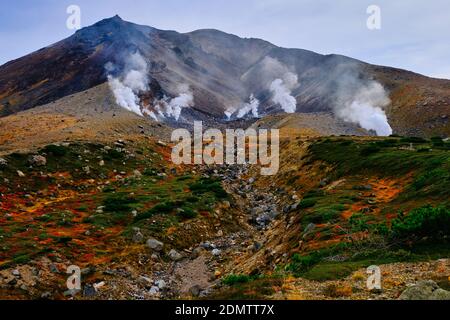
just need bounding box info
[0,133,448,299]
[0,15,449,136]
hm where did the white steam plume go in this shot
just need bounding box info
[106,52,149,116]
[153,84,194,121]
[224,94,259,120]
[269,72,298,113]
[236,94,259,119]
[332,63,393,137]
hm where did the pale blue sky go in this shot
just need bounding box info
[0,0,449,79]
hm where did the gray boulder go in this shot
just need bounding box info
[399,280,450,300]
[0,158,7,168]
[146,238,164,252]
[168,249,183,261]
[28,155,47,166]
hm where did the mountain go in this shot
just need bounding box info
[0,15,449,136]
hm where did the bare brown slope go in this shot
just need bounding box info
[0,83,171,155]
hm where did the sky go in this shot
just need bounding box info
[0,0,449,79]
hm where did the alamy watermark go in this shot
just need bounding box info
[366,265,382,290]
[66,265,81,291]
[170,121,279,175]
[66,5,81,30]
[367,5,382,30]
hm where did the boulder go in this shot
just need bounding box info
[0,158,7,168]
[189,285,202,297]
[28,155,47,166]
[146,238,164,252]
[399,280,450,300]
[168,249,183,261]
[132,231,144,243]
[155,279,166,290]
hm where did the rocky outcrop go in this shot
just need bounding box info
[399,280,450,300]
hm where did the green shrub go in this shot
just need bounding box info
[222,274,254,285]
[13,254,31,265]
[286,253,321,275]
[391,205,450,240]
[298,198,317,209]
[304,189,325,198]
[177,206,198,220]
[189,178,228,199]
[360,145,381,156]
[349,213,370,232]
[400,137,428,143]
[412,168,449,191]
[42,144,68,157]
[134,201,177,221]
[104,149,124,160]
[103,194,137,213]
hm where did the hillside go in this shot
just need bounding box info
[0,133,448,299]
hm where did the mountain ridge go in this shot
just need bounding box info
[0,15,449,136]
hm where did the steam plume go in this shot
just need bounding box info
[332,64,392,136]
[106,52,149,116]
[153,84,194,121]
[224,94,260,119]
[269,72,298,113]
[236,94,259,118]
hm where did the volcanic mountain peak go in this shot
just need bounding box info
[0,17,448,137]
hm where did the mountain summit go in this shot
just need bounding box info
[0,16,449,136]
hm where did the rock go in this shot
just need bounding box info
[81,267,95,276]
[399,280,450,300]
[191,247,205,258]
[149,286,159,295]
[99,160,105,166]
[138,276,153,288]
[132,169,142,179]
[28,155,47,166]
[93,281,105,291]
[50,264,59,273]
[155,279,166,290]
[83,284,96,297]
[212,249,221,256]
[132,231,144,243]
[168,249,183,261]
[200,242,212,250]
[146,238,164,252]
[431,288,450,300]
[319,178,329,187]
[189,285,202,297]
[150,253,160,260]
[40,291,52,299]
[0,158,7,168]
[12,269,20,277]
[17,170,25,177]
[256,213,272,226]
[253,241,262,251]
